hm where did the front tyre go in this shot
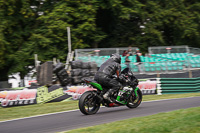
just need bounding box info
[79,91,100,115]
[126,89,142,108]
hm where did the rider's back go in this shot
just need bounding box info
[96,58,121,78]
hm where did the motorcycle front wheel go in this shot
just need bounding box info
[126,89,142,108]
[79,91,100,115]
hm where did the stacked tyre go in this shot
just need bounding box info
[71,61,97,84]
[53,61,97,86]
[53,63,71,86]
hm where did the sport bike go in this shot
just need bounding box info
[79,68,142,115]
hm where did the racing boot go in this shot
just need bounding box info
[103,89,115,103]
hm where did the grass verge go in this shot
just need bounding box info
[65,107,200,133]
[0,93,199,122]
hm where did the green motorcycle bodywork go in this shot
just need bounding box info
[87,80,139,105]
[88,82,103,91]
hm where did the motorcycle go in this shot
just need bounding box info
[79,68,142,115]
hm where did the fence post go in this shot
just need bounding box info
[186,46,190,53]
[189,70,193,78]
[157,72,160,78]
[116,48,119,54]
[75,49,78,60]
[165,62,168,73]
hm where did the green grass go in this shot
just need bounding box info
[0,93,199,122]
[65,107,200,133]
[0,100,78,121]
[143,92,200,101]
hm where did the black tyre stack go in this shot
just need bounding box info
[71,60,82,84]
[53,62,71,86]
[71,61,97,84]
[53,61,97,86]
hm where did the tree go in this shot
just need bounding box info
[96,0,200,51]
[0,0,200,82]
[135,0,200,51]
[0,0,38,81]
[0,0,106,81]
[96,0,145,48]
[27,0,106,62]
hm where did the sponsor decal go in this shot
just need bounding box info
[36,86,65,104]
[28,80,37,85]
[138,80,157,94]
[138,81,156,89]
[166,47,172,50]
[0,89,37,107]
[64,86,96,100]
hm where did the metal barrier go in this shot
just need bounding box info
[148,45,189,54]
[157,77,200,95]
[189,47,200,55]
[122,60,188,74]
[75,46,200,75]
[76,55,200,74]
[75,47,139,60]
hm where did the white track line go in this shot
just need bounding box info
[0,96,199,123]
[0,109,79,123]
[143,96,200,103]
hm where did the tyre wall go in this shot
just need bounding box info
[53,61,97,86]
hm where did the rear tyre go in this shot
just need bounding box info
[126,89,142,108]
[79,91,100,115]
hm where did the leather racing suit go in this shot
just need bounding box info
[94,53,125,102]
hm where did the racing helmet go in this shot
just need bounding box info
[110,53,121,63]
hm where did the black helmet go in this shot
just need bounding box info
[110,53,121,63]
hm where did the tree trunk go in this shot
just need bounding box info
[20,72,26,87]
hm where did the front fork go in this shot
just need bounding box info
[126,86,139,102]
[134,87,139,97]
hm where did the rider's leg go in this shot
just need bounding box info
[103,79,121,102]
[103,89,115,102]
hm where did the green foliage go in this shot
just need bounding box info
[0,0,37,80]
[138,0,200,50]
[96,0,200,51]
[28,0,106,60]
[0,0,200,80]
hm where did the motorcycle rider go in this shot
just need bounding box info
[94,53,126,102]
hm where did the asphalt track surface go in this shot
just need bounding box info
[1,97,200,133]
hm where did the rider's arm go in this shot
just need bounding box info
[116,64,126,82]
[116,70,119,78]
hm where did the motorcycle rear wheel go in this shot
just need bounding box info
[79,91,100,115]
[126,89,142,108]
